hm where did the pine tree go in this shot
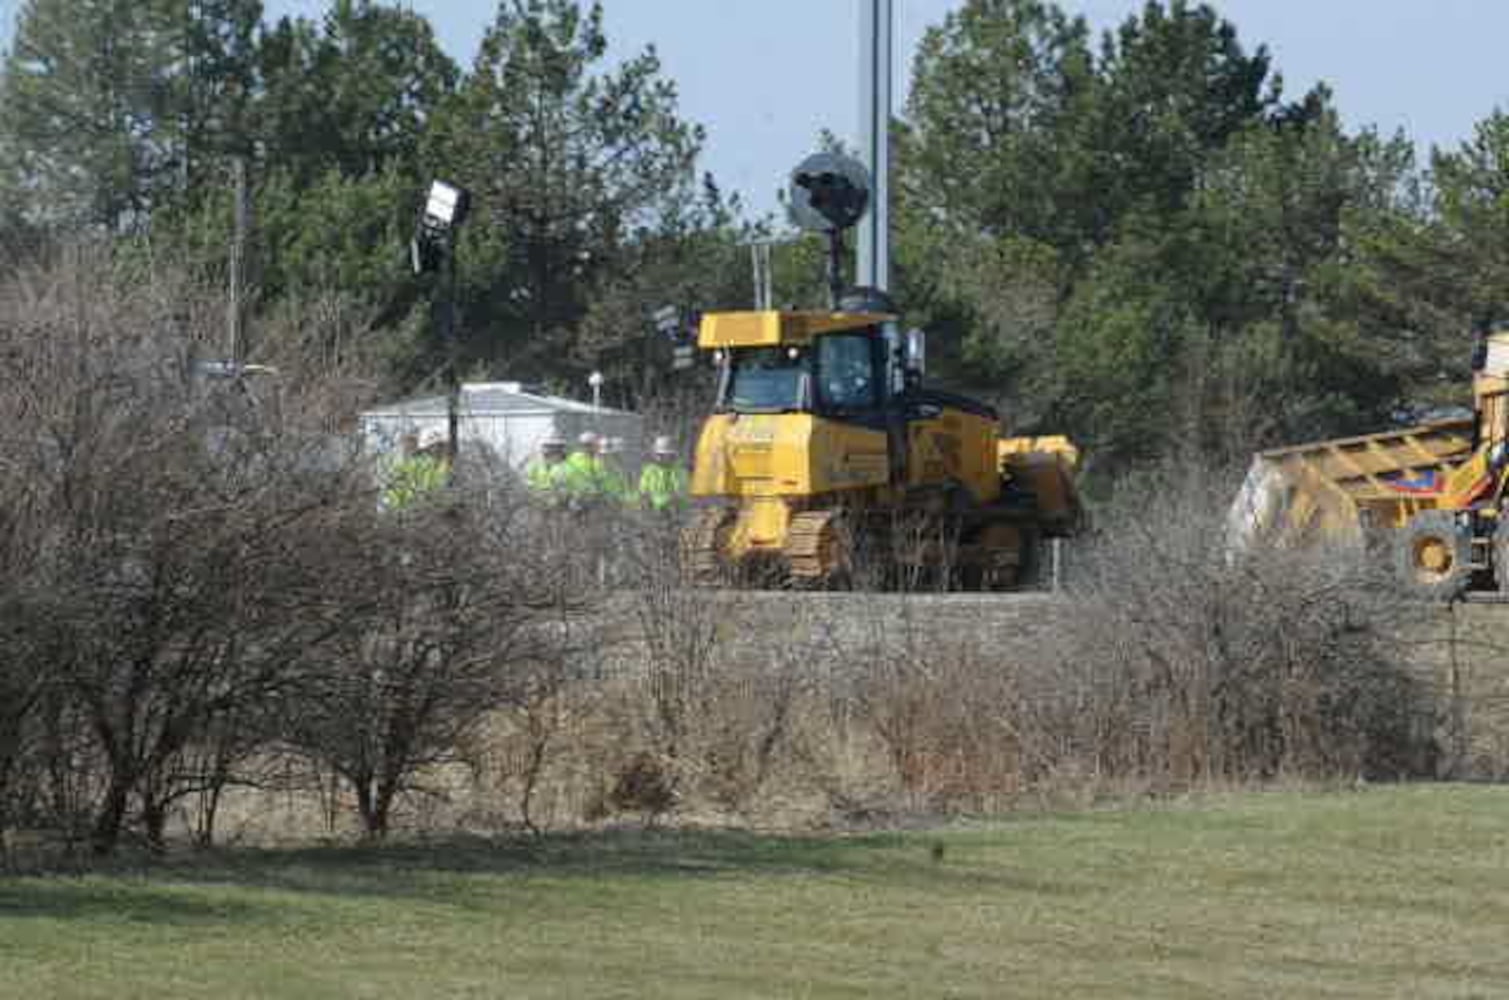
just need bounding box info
[422,0,704,379]
[258,0,456,183]
[1,0,181,230]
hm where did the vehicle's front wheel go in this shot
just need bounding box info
[1396,509,1471,602]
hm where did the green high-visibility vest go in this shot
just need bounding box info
[559,451,601,496]
[525,457,566,494]
[637,462,688,510]
[383,453,448,510]
[597,457,630,500]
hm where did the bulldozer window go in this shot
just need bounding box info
[726,348,810,412]
[817,333,879,412]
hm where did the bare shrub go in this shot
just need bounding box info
[774,466,1432,821]
[0,599,53,858]
[0,439,57,856]
[495,598,580,836]
[574,514,813,822]
[796,596,1037,819]
[1062,465,1428,786]
[854,643,1023,808]
[614,515,721,820]
[281,471,578,840]
[0,245,386,854]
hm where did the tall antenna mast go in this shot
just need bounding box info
[857,0,893,293]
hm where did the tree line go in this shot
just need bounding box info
[2,0,1504,474]
[897,0,1509,478]
[0,0,752,414]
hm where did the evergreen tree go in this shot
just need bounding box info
[894,0,1424,474]
[257,0,456,184]
[1091,0,1275,223]
[0,0,180,230]
[179,0,263,167]
[422,0,703,379]
[576,174,751,407]
[1426,112,1509,324]
[900,0,1096,252]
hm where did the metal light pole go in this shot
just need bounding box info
[739,234,800,310]
[857,0,893,293]
[227,154,250,364]
[752,241,773,310]
[412,180,470,471]
[440,248,460,467]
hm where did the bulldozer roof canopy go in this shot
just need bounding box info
[698,310,897,349]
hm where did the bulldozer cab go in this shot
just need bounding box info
[704,310,897,421]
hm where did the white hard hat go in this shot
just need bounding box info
[542,434,566,450]
[652,435,675,455]
[417,426,446,450]
[578,431,598,447]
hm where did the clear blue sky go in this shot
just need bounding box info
[3,1,1504,217]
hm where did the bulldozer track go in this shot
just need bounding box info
[681,508,732,586]
[785,509,847,581]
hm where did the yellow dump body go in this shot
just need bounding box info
[1228,418,1477,551]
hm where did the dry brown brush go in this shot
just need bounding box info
[443,471,1436,831]
[1058,467,1430,786]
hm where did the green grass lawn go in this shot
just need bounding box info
[2,785,1507,999]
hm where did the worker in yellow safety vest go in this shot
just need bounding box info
[382,427,450,511]
[524,434,569,498]
[637,435,688,511]
[596,435,632,501]
[558,431,604,500]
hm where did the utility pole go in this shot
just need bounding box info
[752,241,772,310]
[857,0,892,293]
[441,249,460,465]
[412,180,470,471]
[227,155,249,363]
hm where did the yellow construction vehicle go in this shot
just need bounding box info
[682,298,1081,588]
[1230,322,1509,600]
[681,152,1080,589]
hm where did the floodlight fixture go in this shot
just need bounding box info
[422,179,470,232]
[412,179,471,276]
[788,152,870,233]
[788,151,871,308]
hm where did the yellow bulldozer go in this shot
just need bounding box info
[1230,322,1509,600]
[681,298,1081,589]
[680,152,1081,590]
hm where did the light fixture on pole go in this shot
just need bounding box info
[411,179,471,471]
[788,151,871,309]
